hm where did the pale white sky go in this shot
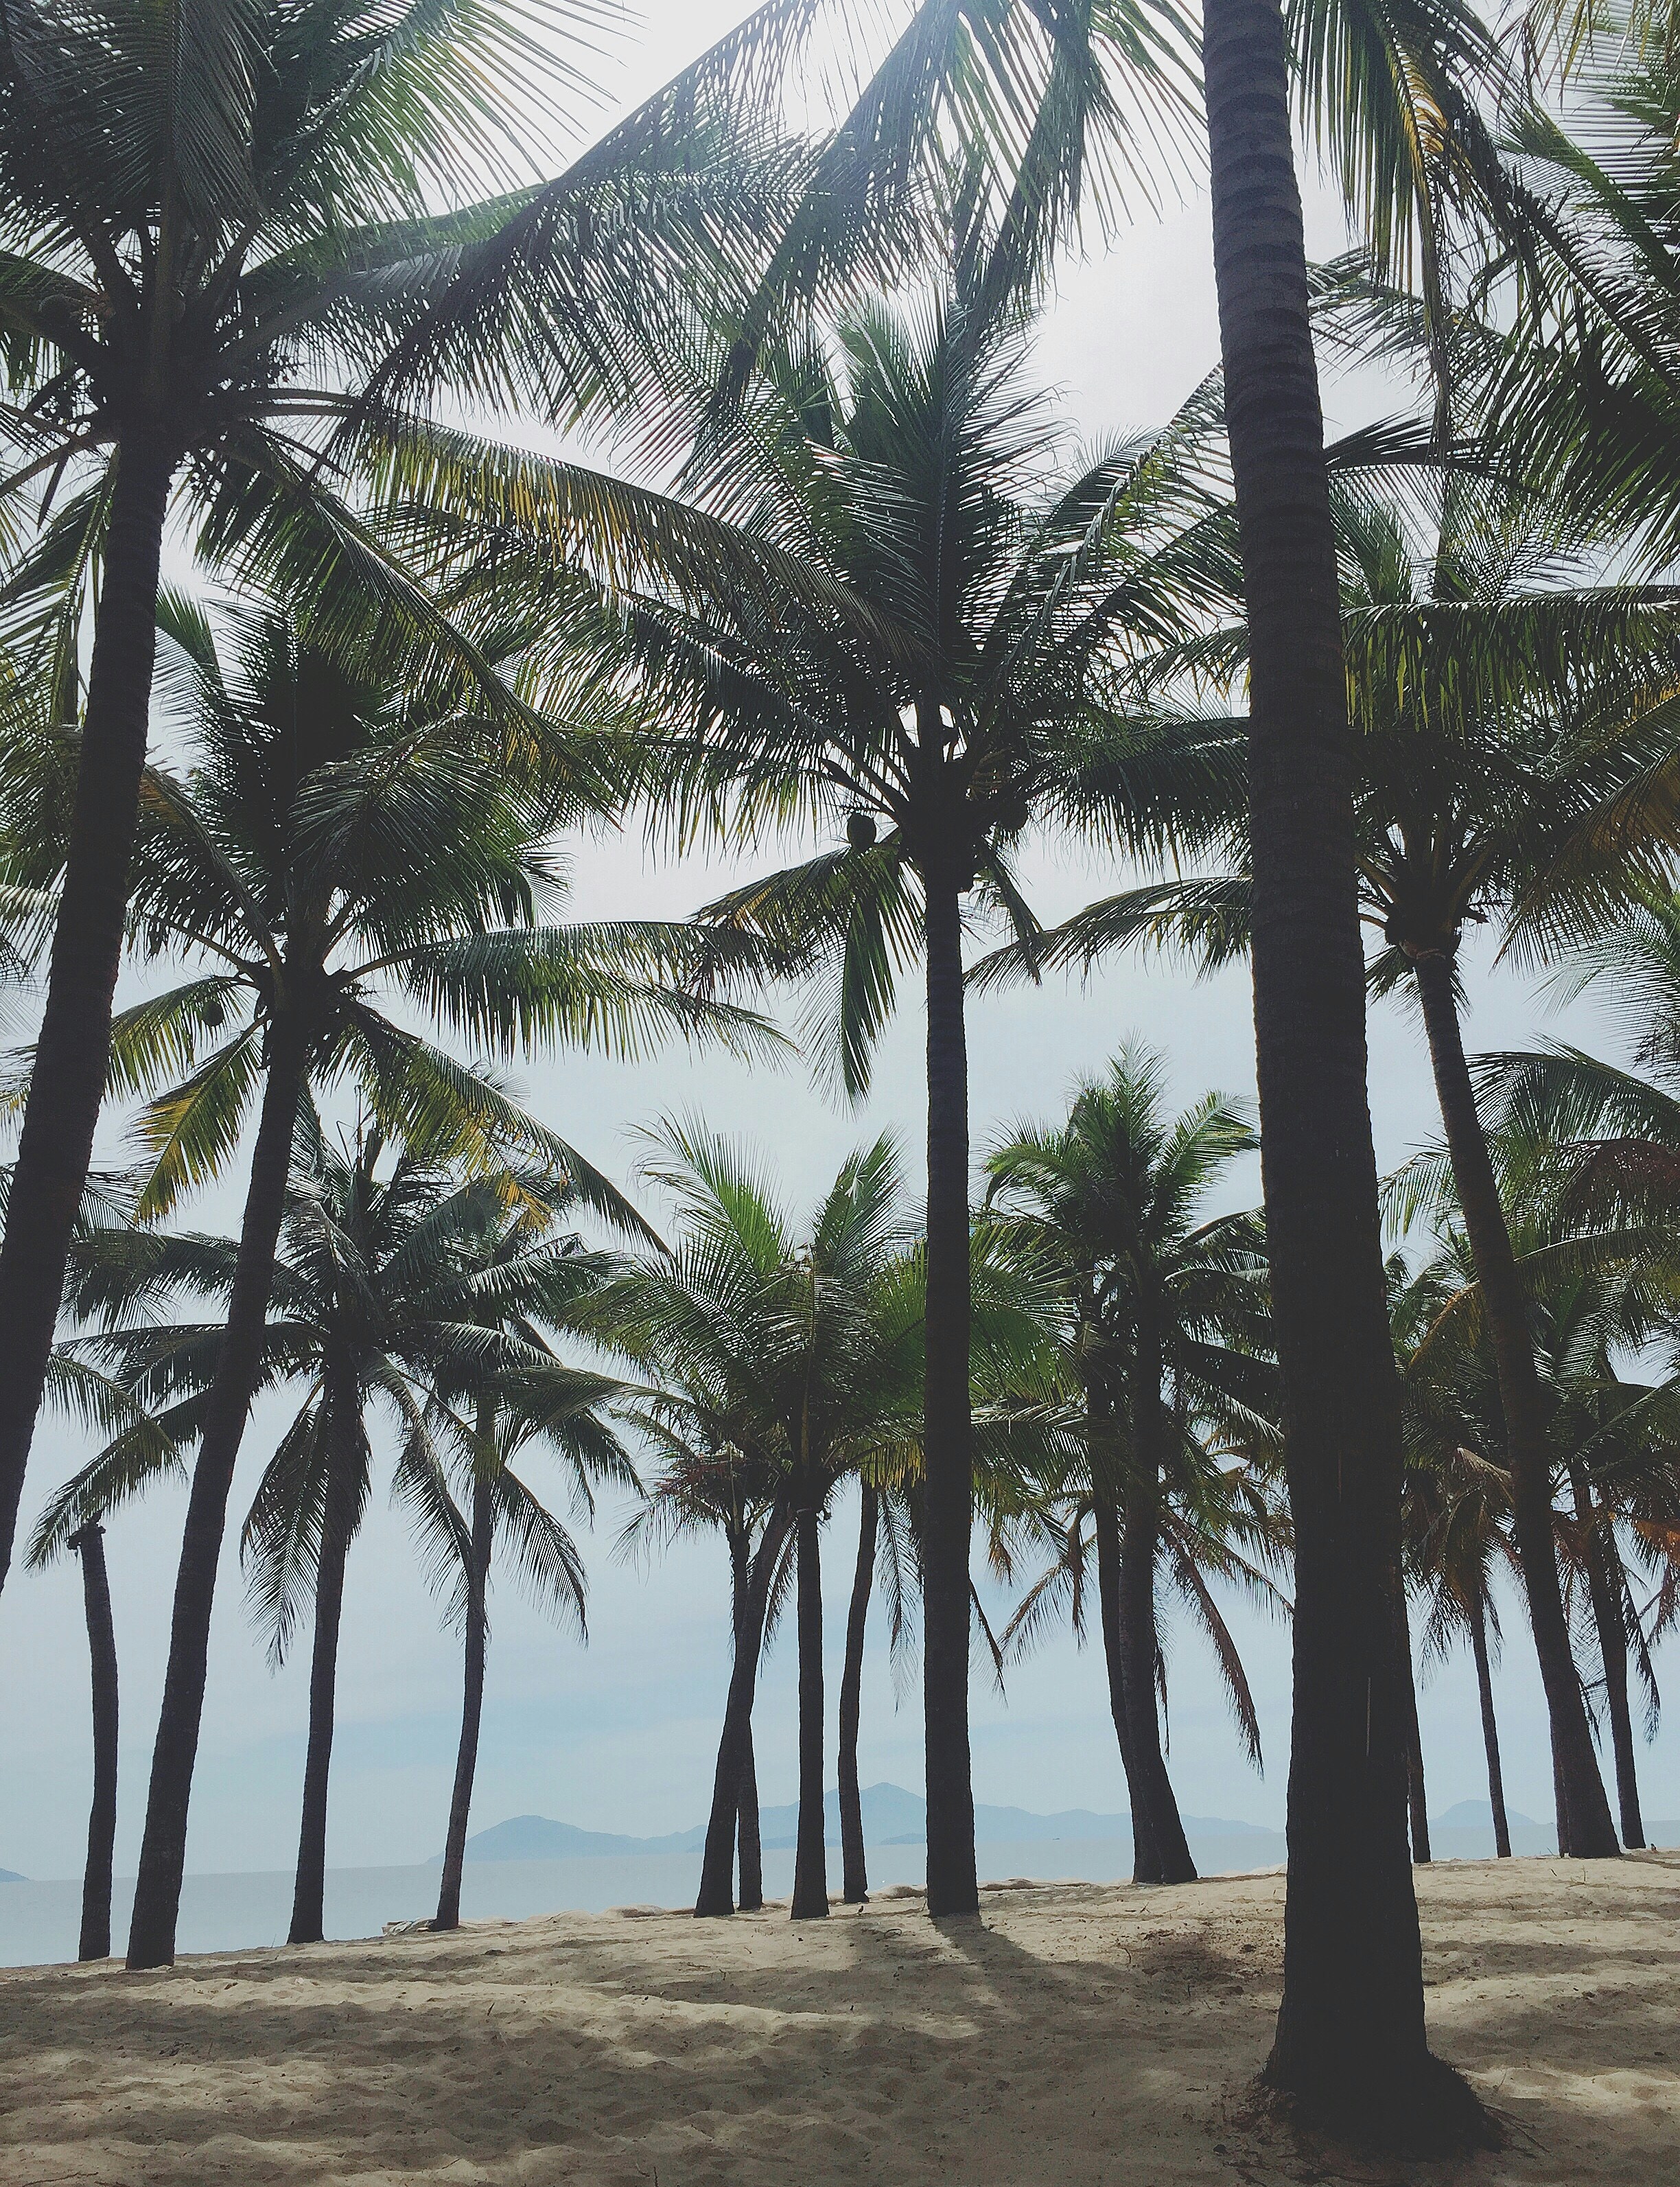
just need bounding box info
[3,3,1677,1888]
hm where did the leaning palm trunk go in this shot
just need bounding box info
[1468,1593,1512,1858]
[697,1511,790,1917]
[127,1015,311,1969]
[1566,1461,1644,1848]
[435,1455,495,1933]
[1410,953,1617,1859]
[791,1505,828,1919]
[1117,1354,1195,1885]
[0,437,177,1598]
[1397,1587,1430,1864]
[70,1521,119,1962]
[288,1420,362,1945]
[838,1484,878,1904]
[921,861,979,1917]
[1093,1488,1161,1883]
[1203,0,1487,2140]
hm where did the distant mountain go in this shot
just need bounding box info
[0,1867,23,1882]
[1430,1800,1541,1831]
[455,1783,1274,1862]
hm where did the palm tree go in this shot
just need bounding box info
[978,476,1680,1855]
[423,1171,632,1934]
[620,1433,791,1913]
[34,1125,628,1947]
[558,270,1240,1914]
[0,0,793,1597]
[984,1045,1279,1882]
[10,588,773,1970]
[599,1124,922,1921]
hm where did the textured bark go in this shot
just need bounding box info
[434,1449,495,1932]
[1397,1584,1430,1864]
[71,1523,119,1962]
[921,864,978,1916]
[288,1409,363,1945]
[126,1016,310,1969]
[0,435,176,1596]
[1567,1462,1644,1849]
[791,1505,828,1919]
[737,1728,763,1910]
[1094,1488,1160,1883]
[1412,951,1617,1860]
[1204,0,1490,2141]
[696,1511,789,1917]
[1469,1593,1512,1858]
[839,1483,878,1903]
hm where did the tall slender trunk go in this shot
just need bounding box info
[1411,952,1617,1860]
[1094,1487,1160,1883]
[839,1483,878,1904]
[1118,1336,1195,1884]
[71,1523,119,1962]
[1397,1586,1430,1863]
[126,1014,309,1970]
[288,1408,364,1945]
[1567,1461,1644,1849]
[1203,0,1488,2140]
[727,1524,766,1911]
[434,1430,495,1932]
[697,1509,789,1917]
[921,859,978,1917]
[1468,1592,1511,1858]
[791,1505,828,1919]
[737,1726,763,1910]
[0,434,177,1597]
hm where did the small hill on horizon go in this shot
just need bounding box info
[1430,1799,1541,1831]
[0,1867,23,1883]
[447,1783,1279,1863]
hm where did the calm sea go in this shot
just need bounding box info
[0,1833,1311,1967]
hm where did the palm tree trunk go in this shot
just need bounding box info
[126,1013,310,1970]
[288,1413,362,1945]
[70,1522,118,1962]
[791,1505,828,1919]
[1118,1341,1195,1885]
[0,433,178,1598]
[697,1509,789,1917]
[839,1483,878,1904]
[1094,1488,1161,1884]
[1203,0,1488,2140]
[921,859,978,1917]
[1468,1592,1512,1858]
[1567,1461,1644,1849]
[737,1727,763,1910]
[435,1438,495,1932]
[1397,1586,1430,1863]
[1410,951,1618,1860]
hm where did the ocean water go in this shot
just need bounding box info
[0,1833,1298,1967]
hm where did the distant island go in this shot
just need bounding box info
[0,1867,23,1884]
[445,1783,1281,1863]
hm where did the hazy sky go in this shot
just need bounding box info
[4,3,1677,1888]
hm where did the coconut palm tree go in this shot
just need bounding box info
[977,475,1680,1857]
[983,1045,1279,1882]
[598,1124,922,1921]
[33,1124,629,1946]
[5,588,777,1969]
[566,271,1240,1914]
[0,0,813,1601]
[619,1433,791,1913]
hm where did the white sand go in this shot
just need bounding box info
[2,1853,1676,2184]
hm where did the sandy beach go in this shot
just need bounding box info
[1,1854,1676,2186]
